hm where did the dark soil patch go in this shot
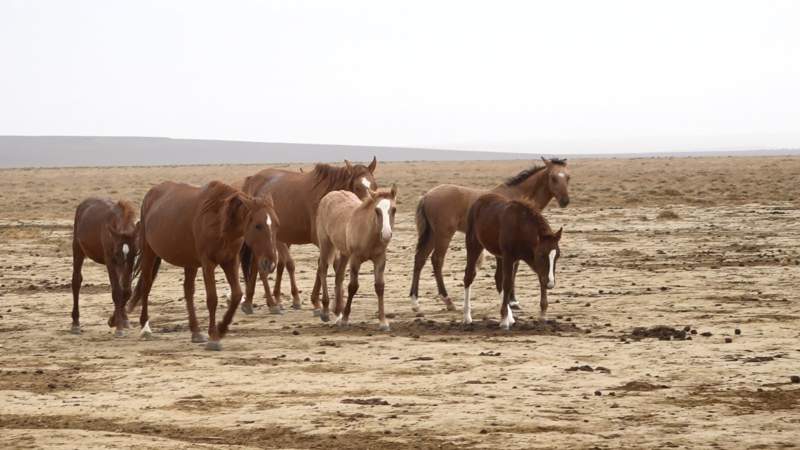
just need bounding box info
[627,326,687,341]
[667,387,800,412]
[613,381,670,392]
[0,366,87,394]
[341,398,390,406]
[0,414,466,449]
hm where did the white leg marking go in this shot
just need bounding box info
[547,249,556,289]
[335,313,344,325]
[376,199,392,241]
[507,304,515,325]
[141,321,152,335]
[410,295,420,311]
[463,287,472,324]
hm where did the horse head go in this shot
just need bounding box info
[226,192,279,273]
[542,157,571,208]
[535,226,562,289]
[345,156,378,199]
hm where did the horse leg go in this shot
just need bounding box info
[240,252,257,315]
[70,241,84,334]
[374,255,389,331]
[135,247,158,340]
[285,252,302,310]
[106,265,126,337]
[494,257,503,294]
[258,268,282,314]
[316,241,335,322]
[333,254,347,320]
[499,255,516,330]
[215,260,243,346]
[508,261,522,310]
[431,231,456,311]
[184,266,206,343]
[271,242,287,302]
[339,259,361,327]
[539,273,549,321]
[201,262,222,350]
[462,231,482,325]
[409,228,435,312]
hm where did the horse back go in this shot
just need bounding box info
[243,168,313,245]
[140,181,205,267]
[423,184,485,234]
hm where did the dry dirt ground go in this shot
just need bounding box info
[1,156,799,449]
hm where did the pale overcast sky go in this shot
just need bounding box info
[1,1,798,154]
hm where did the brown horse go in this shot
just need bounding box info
[410,157,569,312]
[71,198,139,336]
[127,181,279,350]
[239,158,378,315]
[315,186,397,330]
[463,193,562,329]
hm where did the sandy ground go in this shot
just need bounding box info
[0,156,799,449]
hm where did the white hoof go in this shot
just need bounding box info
[410,296,420,312]
[379,322,391,332]
[312,308,321,317]
[191,332,208,343]
[114,329,126,338]
[70,325,81,335]
[463,313,473,325]
[334,314,347,327]
[140,321,153,340]
[205,340,222,351]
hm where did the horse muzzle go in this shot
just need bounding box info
[558,197,570,208]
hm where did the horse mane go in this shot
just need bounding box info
[311,163,354,192]
[113,200,137,233]
[509,199,554,236]
[504,158,567,187]
[199,181,240,236]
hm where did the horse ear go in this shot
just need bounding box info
[344,160,353,171]
[390,183,397,198]
[224,193,249,229]
[541,156,552,167]
[554,227,563,240]
[260,192,274,208]
[368,156,377,173]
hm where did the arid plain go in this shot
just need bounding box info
[1,156,799,449]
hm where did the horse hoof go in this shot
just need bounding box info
[70,325,81,335]
[509,300,522,310]
[114,329,126,338]
[269,306,284,315]
[191,333,208,343]
[443,298,456,311]
[240,303,254,315]
[122,319,131,329]
[379,323,391,332]
[140,331,153,340]
[291,303,302,310]
[312,309,321,317]
[205,341,222,351]
[320,313,330,323]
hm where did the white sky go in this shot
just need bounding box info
[1,0,799,154]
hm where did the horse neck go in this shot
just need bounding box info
[493,170,553,209]
[350,203,381,250]
[308,173,347,215]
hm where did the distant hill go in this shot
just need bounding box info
[0,136,798,168]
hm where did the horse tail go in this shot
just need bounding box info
[415,196,432,254]
[240,243,253,283]
[127,256,160,313]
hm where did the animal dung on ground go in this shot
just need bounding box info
[656,209,680,220]
[790,376,800,384]
[629,326,688,341]
[341,398,390,406]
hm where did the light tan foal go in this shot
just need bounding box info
[315,186,397,331]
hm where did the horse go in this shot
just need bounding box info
[127,180,279,351]
[315,186,397,330]
[410,157,569,312]
[70,198,139,337]
[238,158,378,315]
[463,193,562,329]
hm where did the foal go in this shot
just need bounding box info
[71,198,138,336]
[315,186,397,331]
[463,193,562,329]
[128,181,278,350]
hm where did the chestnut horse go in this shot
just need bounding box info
[239,158,378,315]
[463,193,562,329]
[410,157,569,312]
[71,198,139,336]
[127,181,279,350]
[315,186,397,330]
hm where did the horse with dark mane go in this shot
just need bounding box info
[127,180,279,350]
[410,157,570,312]
[239,158,378,315]
[463,193,562,329]
[71,198,139,336]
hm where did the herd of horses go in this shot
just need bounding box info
[69,157,571,350]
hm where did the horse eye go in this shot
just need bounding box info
[255,223,265,230]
